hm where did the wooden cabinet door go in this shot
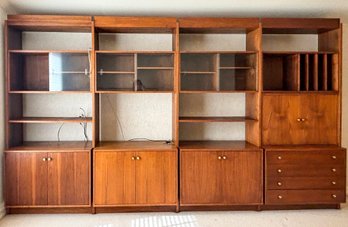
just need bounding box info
[5,152,48,207]
[300,95,338,144]
[47,152,90,206]
[180,151,223,205]
[94,151,136,205]
[221,151,263,204]
[262,95,301,144]
[135,151,177,205]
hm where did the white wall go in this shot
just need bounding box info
[0,6,6,217]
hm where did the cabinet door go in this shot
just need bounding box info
[135,151,177,205]
[262,95,301,144]
[47,152,90,206]
[300,95,338,144]
[94,151,136,205]
[180,151,222,205]
[222,151,263,204]
[5,152,48,206]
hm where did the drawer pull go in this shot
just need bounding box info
[42,158,47,161]
[332,168,337,172]
[277,195,283,199]
[296,118,301,122]
[277,156,282,160]
[332,155,337,160]
[277,182,282,186]
[222,156,227,160]
[277,169,282,173]
[332,181,337,185]
[131,156,136,161]
[332,194,337,199]
[218,156,222,160]
[136,156,141,160]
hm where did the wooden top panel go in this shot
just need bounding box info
[179,141,261,151]
[262,18,340,34]
[179,17,259,33]
[6,141,92,152]
[264,145,345,151]
[95,141,177,151]
[7,15,92,32]
[94,16,177,33]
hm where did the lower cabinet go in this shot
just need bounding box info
[94,150,177,206]
[5,151,90,207]
[180,150,263,205]
[265,148,346,205]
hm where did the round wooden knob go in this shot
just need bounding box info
[277,156,282,160]
[278,195,283,199]
[277,182,282,186]
[332,194,337,198]
[277,169,282,173]
[332,168,337,172]
[332,181,336,185]
[332,155,337,160]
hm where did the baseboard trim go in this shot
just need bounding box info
[0,202,6,219]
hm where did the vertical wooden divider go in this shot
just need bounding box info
[322,54,328,91]
[246,24,262,147]
[215,54,220,91]
[134,53,138,91]
[173,21,180,147]
[313,54,319,91]
[305,54,309,91]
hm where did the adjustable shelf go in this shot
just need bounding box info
[179,116,257,123]
[9,117,92,124]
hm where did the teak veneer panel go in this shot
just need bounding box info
[179,141,261,151]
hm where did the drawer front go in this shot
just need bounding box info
[267,150,345,166]
[267,164,345,177]
[267,176,345,190]
[266,190,346,205]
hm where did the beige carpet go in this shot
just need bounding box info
[0,204,347,227]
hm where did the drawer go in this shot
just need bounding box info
[267,164,345,177]
[266,150,345,166]
[266,190,346,205]
[267,176,345,190]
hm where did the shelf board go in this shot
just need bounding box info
[9,90,91,94]
[179,116,257,123]
[219,66,254,70]
[96,50,174,54]
[180,51,258,54]
[96,90,173,94]
[263,51,338,55]
[6,141,92,152]
[181,71,215,74]
[97,71,135,74]
[95,141,177,151]
[137,67,174,70]
[9,50,89,54]
[9,117,92,124]
[262,91,339,95]
[180,90,258,94]
[179,141,261,151]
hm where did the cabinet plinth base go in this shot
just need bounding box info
[7,207,93,214]
[95,206,177,213]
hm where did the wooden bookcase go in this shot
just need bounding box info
[3,16,346,213]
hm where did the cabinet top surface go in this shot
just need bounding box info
[6,141,92,152]
[179,141,261,151]
[95,141,177,151]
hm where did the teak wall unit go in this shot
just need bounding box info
[4,15,346,214]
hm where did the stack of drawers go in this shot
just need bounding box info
[265,148,346,205]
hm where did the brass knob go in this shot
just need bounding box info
[131,156,135,160]
[332,155,337,160]
[277,169,282,173]
[297,118,301,122]
[278,195,283,199]
[222,156,227,160]
[332,194,337,198]
[42,157,47,161]
[301,118,306,122]
[332,168,337,172]
[277,156,282,160]
[277,182,282,186]
[218,156,222,160]
[332,181,336,185]
[136,156,141,160]
[47,157,53,161]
